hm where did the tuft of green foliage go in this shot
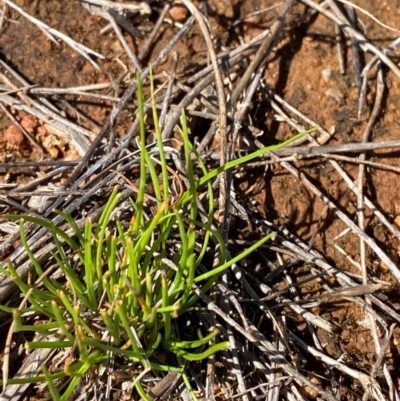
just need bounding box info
[0,71,313,400]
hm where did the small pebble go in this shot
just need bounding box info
[299,374,322,399]
[20,115,37,133]
[169,3,187,22]
[4,125,24,147]
[325,87,343,104]
[48,146,59,159]
[321,66,332,83]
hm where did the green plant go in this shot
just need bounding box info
[0,72,314,400]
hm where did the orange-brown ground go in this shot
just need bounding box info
[1,0,400,399]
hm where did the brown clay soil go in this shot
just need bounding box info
[1,0,400,400]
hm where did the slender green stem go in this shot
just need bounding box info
[198,129,316,187]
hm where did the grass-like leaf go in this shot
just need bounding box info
[0,72,310,399]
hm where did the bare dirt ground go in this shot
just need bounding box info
[0,0,400,400]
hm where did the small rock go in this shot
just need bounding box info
[299,373,322,399]
[48,146,59,159]
[110,39,124,53]
[4,125,24,147]
[394,215,400,229]
[321,66,332,83]
[169,3,187,22]
[208,0,234,18]
[325,87,344,104]
[20,115,37,133]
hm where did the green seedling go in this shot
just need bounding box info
[0,70,314,400]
